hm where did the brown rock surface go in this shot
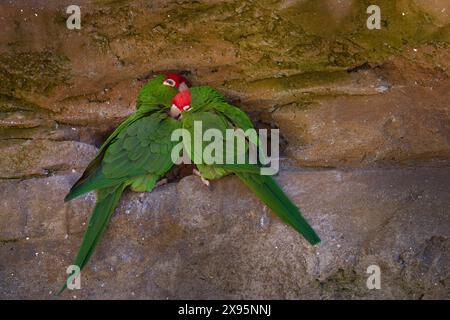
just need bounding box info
[274,81,450,168]
[0,0,449,299]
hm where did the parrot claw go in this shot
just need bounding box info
[193,169,210,187]
[200,177,210,187]
[155,178,168,188]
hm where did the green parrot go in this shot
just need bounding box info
[59,74,188,294]
[170,87,321,245]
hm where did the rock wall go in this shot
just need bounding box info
[0,0,449,299]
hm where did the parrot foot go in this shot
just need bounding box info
[200,176,210,187]
[193,169,210,187]
[155,178,168,188]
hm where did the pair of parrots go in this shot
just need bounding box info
[60,73,320,293]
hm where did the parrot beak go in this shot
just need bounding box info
[178,82,188,92]
[169,104,182,120]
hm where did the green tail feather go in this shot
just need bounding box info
[64,168,124,202]
[58,184,126,295]
[236,172,321,245]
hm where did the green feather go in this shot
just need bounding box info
[59,184,127,295]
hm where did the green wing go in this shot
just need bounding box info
[190,86,262,153]
[65,98,163,201]
[65,111,180,201]
[189,86,253,130]
[102,112,179,179]
[182,111,229,179]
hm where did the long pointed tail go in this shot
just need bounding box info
[58,183,126,295]
[236,172,320,245]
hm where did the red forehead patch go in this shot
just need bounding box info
[165,73,187,87]
[172,90,191,110]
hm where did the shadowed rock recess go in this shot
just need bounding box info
[0,0,449,299]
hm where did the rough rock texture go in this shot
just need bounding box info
[1,168,449,299]
[0,0,449,299]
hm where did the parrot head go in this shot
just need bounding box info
[163,73,189,92]
[137,73,188,110]
[170,89,192,119]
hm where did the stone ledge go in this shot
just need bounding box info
[0,167,448,298]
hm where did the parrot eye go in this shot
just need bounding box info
[163,79,176,87]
